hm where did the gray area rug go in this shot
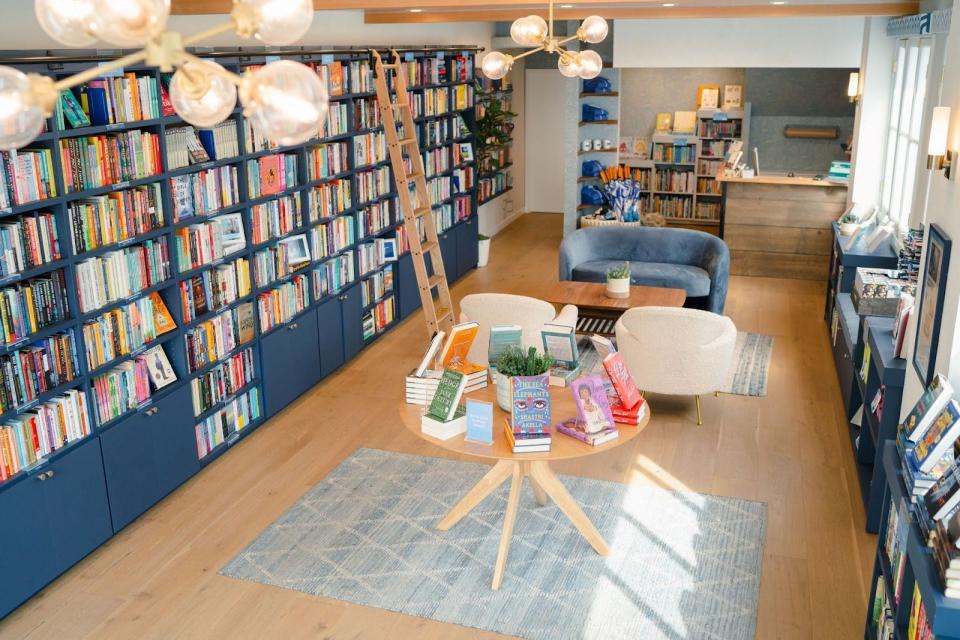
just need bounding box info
[222,448,767,640]
[577,331,773,398]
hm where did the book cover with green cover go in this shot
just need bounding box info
[427,368,467,422]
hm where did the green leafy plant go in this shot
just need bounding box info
[606,262,630,280]
[478,234,490,241]
[840,212,859,224]
[495,346,555,377]
[475,91,516,173]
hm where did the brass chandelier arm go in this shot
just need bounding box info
[511,45,547,62]
[180,52,244,85]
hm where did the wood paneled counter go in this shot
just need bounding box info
[719,174,848,280]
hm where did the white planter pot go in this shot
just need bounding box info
[839,222,859,236]
[478,238,491,267]
[605,277,630,299]
[495,371,512,411]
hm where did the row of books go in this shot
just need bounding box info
[326,102,350,139]
[0,211,61,278]
[0,148,58,208]
[423,147,450,177]
[0,270,70,345]
[170,165,241,223]
[357,239,396,275]
[362,296,396,340]
[165,126,214,171]
[403,57,447,86]
[433,196,472,232]
[173,212,245,272]
[696,177,721,194]
[694,201,722,221]
[194,120,240,161]
[59,131,163,193]
[184,308,241,374]
[71,74,162,127]
[194,387,260,460]
[409,88,450,119]
[312,252,355,299]
[91,357,151,425]
[180,257,250,323]
[307,141,350,182]
[312,214,356,259]
[81,292,175,371]
[452,167,474,194]
[702,140,732,158]
[250,195,302,246]
[452,142,474,167]
[478,173,510,202]
[698,121,741,139]
[0,330,79,414]
[354,132,387,168]
[67,182,163,254]
[652,142,696,164]
[353,97,381,130]
[253,239,311,289]
[308,180,352,221]
[360,264,394,307]
[357,201,392,239]
[697,158,724,176]
[74,237,171,315]
[423,118,451,147]
[651,194,694,218]
[247,154,298,199]
[190,347,256,416]
[0,388,91,482]
[356,167,390,205]
[256,275,309,333]
[654,169,694,193]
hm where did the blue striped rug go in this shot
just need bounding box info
[222,448,767,640]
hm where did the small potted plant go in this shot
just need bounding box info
[605,261,631,299]
[839,212,859,236]
[478,234,491,267]
[494,346,555,411]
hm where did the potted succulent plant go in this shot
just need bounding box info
[478,234,491,267]
[605,261,631,299]
[494,346,555,411]
[839,212,859,236]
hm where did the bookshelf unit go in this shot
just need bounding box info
[695,107,745,234]
[0,45,480,618]
[577,70,620,220]
[865,443,960,639]
[476,77,514,206]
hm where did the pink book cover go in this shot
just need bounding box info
[570,374,615,435]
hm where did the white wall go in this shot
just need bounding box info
[901,0,960,418]
[0,2,494,49]
[525,69,567,213]
[614,17,865,68]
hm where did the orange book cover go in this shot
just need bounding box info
[260,155,283,195]
[330,62,344,96]
[440,322,481,369]
[148,292,176,335]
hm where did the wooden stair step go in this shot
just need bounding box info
[419,239,438,253]
[427,274,446,289]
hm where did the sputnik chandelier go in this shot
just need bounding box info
[0,0,331,150]
[481,0,608,81]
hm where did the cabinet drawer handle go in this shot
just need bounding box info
[145,407,159,416]
[339,294,348,301]
[288,323,299,330]
[38,470,54,481]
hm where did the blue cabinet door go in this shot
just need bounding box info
[42,437,112,573]
[340,283,364,361]
[456,217,479,277]
[100,411,163,531]
[149,385,201,498]
[397,253,421,320]
[0,471,55,618]
[439,229,458,283]
[262,311,322,416]
[316,297,345,377]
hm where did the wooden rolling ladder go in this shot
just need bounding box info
[371,49,455,337]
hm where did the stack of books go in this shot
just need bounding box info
[421,369,468,440]
[439,322,488,391]
[898,374,958,502]
[828,161,851,183]
[504,374,552,452]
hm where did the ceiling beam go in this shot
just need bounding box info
[364,2,916,23]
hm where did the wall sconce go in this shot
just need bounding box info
[847,71,860,103]
[928,105,955,179]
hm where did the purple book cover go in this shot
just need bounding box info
[570,374,615,435]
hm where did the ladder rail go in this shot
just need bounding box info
[371,50,455,337]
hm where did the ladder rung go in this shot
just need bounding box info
[381,63,400,69]
[406,172,424,182]
[436,307,453,321]
[426,275,446,290]
[412,206,431,218]
[390,102,409,109]
[420,239,438,253]
[399,137,418,146]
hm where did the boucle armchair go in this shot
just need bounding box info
[559,226,730,314]
[460,293,578,365]
[615,306,736,425]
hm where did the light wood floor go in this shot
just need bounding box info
[0,213,875,639]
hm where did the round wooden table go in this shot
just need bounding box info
[399,383,650,590]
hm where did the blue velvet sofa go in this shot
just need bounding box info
[558,226,730,314]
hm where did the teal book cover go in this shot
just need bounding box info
[488,324,522,369]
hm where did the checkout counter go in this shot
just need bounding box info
[719,173,848,280]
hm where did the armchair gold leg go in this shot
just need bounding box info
[695,395,703,426]
[715,391,719,397]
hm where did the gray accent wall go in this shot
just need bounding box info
[620,66,857,173]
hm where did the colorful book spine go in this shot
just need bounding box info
[353,97,382,130]
[184,309,239,374]
[360,264,394,307]
[355,167,391,205]
[180,257,249,323]
[250,195,302,245]
[256,275,310,333]
[190,347,256,416]
[253,243,308,289]
[353,132,387,168]
[90,357,151,425]
[358,202,392,239]
[67,182,163,254]
[81,295,162,371]
[306,141,350,180]
[311,215,356,259]
[0,269,70,345]
[312,251,355,299]
[169,165,241,223]
[59,130,162,192]
[246,153,298,198]
[74,237,171,314]
[0,148,59,207]
[307,179,352,222]
[0,211,61,277]
[0,389,90,482]
[194,387,261,459]
[0,329,80,414]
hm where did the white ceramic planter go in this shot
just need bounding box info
[839,222,859,236]
[494,370,512,411]
[605,276,630,299]
[478,238,491,267]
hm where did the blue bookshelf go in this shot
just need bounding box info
[0,45,480,618]
[865,443,960,639]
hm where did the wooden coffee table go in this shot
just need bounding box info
[399,384,650,590]
[546,281,686,336]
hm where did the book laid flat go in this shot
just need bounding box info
[555,417,619,446]
[912,400,960,474]
[502,418,551,453]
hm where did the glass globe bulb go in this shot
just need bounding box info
[170,61,237,129]
[579,15,609,44]
[481,52,512,80]
[241,0,313,46]
[557,54,583,79]
[35,0,97,47]
[240,60,328,147]
[89,0,170,47]
[0,67,46,151]
[510,15,548,46]
[578,50,603,79]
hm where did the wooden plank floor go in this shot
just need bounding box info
[0,213,875,639]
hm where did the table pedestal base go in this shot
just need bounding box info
[436,459,610,590]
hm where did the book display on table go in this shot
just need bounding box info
[0,46,480,619]
[421,368,469,440]
[540,323,581,386]
[438,321,488,390]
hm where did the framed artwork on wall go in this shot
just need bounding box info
[913,223,951,385]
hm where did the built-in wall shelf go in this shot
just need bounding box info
[579,120,618,126]
[579,92,619,97]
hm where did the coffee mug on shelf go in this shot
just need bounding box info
[603,139,614,150]
[581,140,593,151]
